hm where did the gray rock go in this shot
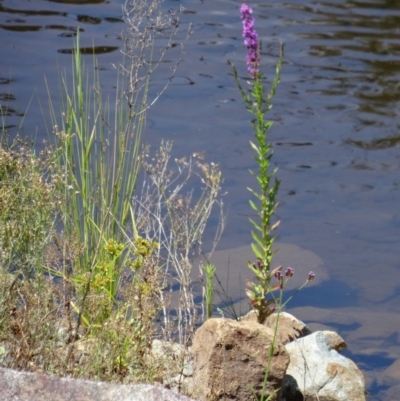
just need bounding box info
[162,374,193,396]
[0,366,197,401]
[152,340,189,361]
[150,339,193,394]
[182,360,193,377]
[283,331,366,401]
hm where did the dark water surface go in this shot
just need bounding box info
[1,0,400,398]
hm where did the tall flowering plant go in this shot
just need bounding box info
[232,3,314,323]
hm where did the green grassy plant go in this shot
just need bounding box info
[0,115,222,386]
[46,32,145,323]
[0,139,58,277]
[0,0,224,386]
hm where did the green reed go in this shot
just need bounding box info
[45,32,147,325]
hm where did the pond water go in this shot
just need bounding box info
[1,0,400,398]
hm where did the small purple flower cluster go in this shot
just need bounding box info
[275,267,315,284]
[240,3,259,77]
[275,267,294,289]
[252,259,264,270]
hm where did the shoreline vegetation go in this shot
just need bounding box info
[0,0,224,386]
[0,1,325,400]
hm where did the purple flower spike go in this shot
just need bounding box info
[307,271,315,281]
[240,3,260,78]
[285,267,294,277]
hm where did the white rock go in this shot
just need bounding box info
[284,331,366,401]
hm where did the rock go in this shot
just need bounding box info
[265,312,312,345]
[241,311,312,344]
[283,331,366,401]
[163,374,193,396]
[191,317,289,401]
[182,360,193,377]
[289,305,400,395]
[150,339,193,394]
[152,340,189,362]
[0,366,196,401]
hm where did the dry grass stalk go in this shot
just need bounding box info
[133,141,225,345]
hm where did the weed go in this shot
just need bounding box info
[0,139,58,277]
[231,3,284,324]
[231,3,316,400]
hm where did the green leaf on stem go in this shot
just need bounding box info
[264,121,273,130]
[249,218,262,233]
[249,140,260,153]
[251,242,263,260]
[248,199,259,213]
[251,230,264,249]
[247,188,262,201]
[247,262,261,277]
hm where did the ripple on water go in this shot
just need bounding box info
[1,0,400,399]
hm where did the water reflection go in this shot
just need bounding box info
[57,45,119,55]
[1,0,400,398]
[48,0,105,4]
[283,0,400,133]
[346,134,400,149]
[0,3,67,17]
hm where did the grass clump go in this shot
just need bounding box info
[0,0,223,387]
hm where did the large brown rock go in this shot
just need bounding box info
[241,311,312,345]
[191,318,289,401]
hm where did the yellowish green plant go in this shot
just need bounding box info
[0,139,58,276]
[204,263,216,319]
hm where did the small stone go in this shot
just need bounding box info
[182,361,193,377]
